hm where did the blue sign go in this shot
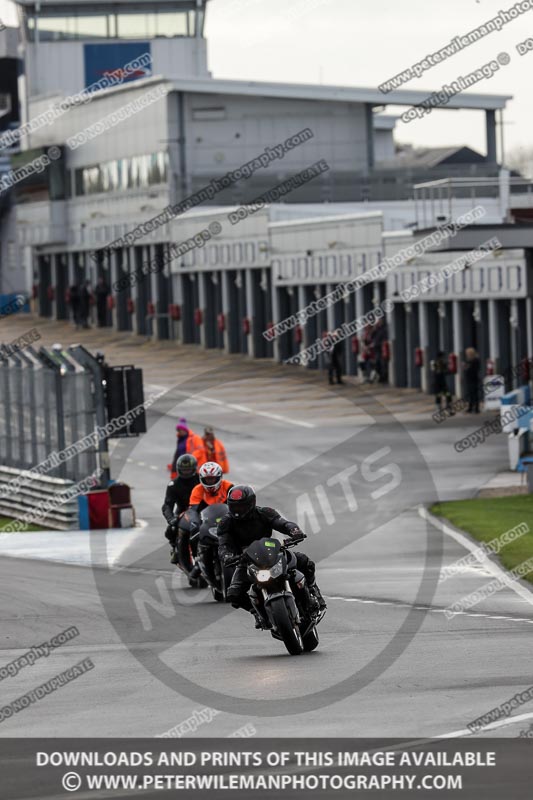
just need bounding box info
[84,43,152,91]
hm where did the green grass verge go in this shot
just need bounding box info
[0,516,57,533]
[430,496,533,584]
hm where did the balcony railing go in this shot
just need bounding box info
[413,174,533,229]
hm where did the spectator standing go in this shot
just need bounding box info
[431,351,454,414]
[360,325,375,383]
[325,330,344,385]
[95,277,109,327]
[169,418,204,476]
[371,319,388,383]
[463,347,481,414]
[79,280,93,329]
[196,426,230,473]
[68,284,81,329]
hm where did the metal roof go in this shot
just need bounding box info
[156,76,511,111]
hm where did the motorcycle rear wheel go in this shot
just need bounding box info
[269,597,303,655]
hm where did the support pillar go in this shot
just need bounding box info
[488,299,500,375]
[419,301,430,393]
[486,109,497,164]
[452,300,463,398]
[50,253,58,320]
[245,268,256,359]
[221,270,231,355]
[198,271,207,349]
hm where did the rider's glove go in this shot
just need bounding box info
[288,526,304,538]
[223,552,236,566]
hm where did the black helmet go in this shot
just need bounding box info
[227,485,256,519]
[176,453,197,478]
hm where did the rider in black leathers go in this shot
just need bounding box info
[217,485,327,624]
[162,454,200,564]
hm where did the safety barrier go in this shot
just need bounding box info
[501,386,533,472]
[0,466,79,530]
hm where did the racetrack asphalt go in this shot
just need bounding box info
[1,316,533,739]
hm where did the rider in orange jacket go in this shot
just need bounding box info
[187,462,233,534]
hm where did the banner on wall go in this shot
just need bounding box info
[83,42,152,91]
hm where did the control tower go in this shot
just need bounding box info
[13,0,211,98]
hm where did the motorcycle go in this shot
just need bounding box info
[175,510,207,588]
[191,503,233,603]
[226,534,325,656]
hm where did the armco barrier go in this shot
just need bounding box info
[0,466,79,531]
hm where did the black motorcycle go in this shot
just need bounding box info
[227,534,324,656]
[191,503,232,603]
[175,511,206,588]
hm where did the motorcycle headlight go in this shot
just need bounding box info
[269,561,284,579]
[256,569,271,583]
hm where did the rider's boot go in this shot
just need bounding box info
[308,581,327,611]
[170,547,179,565]
[189,561,202,580]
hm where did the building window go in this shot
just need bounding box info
[74,152,168,196]
[26,7,193,41]
[116,9,188,38]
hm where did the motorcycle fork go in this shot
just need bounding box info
[290,569,314,615]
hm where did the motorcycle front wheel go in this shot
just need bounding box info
[211,586,225,602]
[269,597,304,655]
[302,625,319,652]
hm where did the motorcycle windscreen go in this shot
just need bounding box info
[244,537,281,568]
[200,503,228,526]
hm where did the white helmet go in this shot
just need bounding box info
[199,461,223,494]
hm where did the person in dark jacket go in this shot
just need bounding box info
[360,325,375,383]
[432,351,454,414]
[162,454,200,564]
[464,347,481,413]
[68,284,81,329]
[218,485,326,626]
[79,280,92,329]
[95,277,109,327]
[371,320,388,383]
[325,330,344,385]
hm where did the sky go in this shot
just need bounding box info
[1,0,532,160]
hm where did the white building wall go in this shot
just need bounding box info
[374,128,395,163]
[26,78,170,161]
[184,95,369,176]
[269,213,383,287]
[23,37,209,101]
